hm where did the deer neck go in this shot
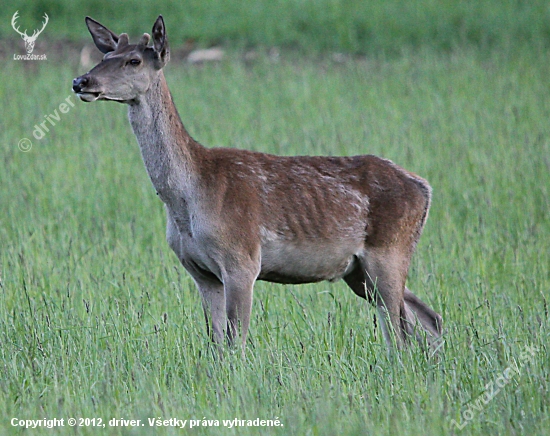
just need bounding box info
[127,70,201,200]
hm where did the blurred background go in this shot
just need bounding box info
[2,0,550,55]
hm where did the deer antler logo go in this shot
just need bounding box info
[12,11,49,54]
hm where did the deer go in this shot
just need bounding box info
[11,11,49,54]
[72,15,443,356]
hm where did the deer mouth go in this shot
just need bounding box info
[76,92,102,102]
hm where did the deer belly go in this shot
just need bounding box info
[258,239,362,284]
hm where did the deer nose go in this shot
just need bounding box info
[72,76,89,93]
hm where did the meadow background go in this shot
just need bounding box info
[1,1,549,434]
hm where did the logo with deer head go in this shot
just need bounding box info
[12,11,49,54]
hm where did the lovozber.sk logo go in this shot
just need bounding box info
[12,11,48,60]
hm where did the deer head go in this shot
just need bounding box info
[11,11,49,54]
[72,16,170,104]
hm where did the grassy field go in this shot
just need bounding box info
[2,8,550,434]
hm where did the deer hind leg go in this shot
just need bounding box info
[343,264,375,304]
[404,286,443,351]
[362,249,411,350]
[351,250,443,351]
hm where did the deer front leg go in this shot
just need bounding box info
[166,211,227,345]
[193,277,227,345]
[223,271,257,351]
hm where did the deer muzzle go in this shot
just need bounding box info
[72,75,101,102]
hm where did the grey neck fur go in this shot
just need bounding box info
[127,70,200,197]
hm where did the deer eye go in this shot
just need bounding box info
[129,59,141,66]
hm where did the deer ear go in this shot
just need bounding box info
[85,17,118,54]
[152,15,170,67]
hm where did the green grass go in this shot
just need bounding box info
[1,46,549,434]
[3,0,550,54]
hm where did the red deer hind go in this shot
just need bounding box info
[73,16,442,354]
